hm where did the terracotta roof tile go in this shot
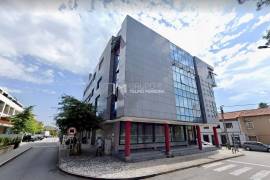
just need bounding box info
[219,108,270,121]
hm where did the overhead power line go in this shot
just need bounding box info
[221,102,270,108]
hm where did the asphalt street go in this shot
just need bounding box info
[0,139,84,180]
[1,140,270,180]
[147,150,270,180]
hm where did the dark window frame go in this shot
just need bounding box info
[94,95,100,110]
[96,77,102,90]
[99,58,104,70]
[225,123,233,129]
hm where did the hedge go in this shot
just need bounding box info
[0,135,22,148]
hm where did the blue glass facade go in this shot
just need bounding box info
[170,43,202,122]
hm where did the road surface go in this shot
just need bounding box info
[147,150,270,180]
[1,141,270,180]
[0,138,84,180]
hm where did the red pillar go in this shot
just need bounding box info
[164,123,171,156]
[196,125,202,150]
[213,126,219,148]
[125,121,131,160]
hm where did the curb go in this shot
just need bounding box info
[140,153,245,179]
[0,146,32,167]
[58,152,244,180]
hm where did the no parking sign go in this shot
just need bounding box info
[67,127,76,137]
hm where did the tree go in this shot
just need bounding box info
[9,106,43,134]
[44,126,58,137]
[258,102,269,108]
[256,0,270,10]
[35,121,44,134]
[10,106,36,134]
[55,95,103,134]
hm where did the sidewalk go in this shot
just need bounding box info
[59,145,244,179]
[0,143,32,167]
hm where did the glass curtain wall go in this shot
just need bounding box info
[170,43,202,123]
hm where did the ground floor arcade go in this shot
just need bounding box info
[102,117,220,161]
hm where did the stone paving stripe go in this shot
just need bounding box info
[250,170,270,180]
[229,167,252,176]
[213,164,237,172]
[202,162,224,168]
[227,160,270,168]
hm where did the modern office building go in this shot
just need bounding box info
[0,88,24,134]
[83,16,219,160]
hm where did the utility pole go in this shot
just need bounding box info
[220,105,230,149]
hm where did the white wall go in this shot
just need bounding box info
[201,119,247,145]
[0,93,23,118]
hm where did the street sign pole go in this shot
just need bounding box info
[220,105,230,149]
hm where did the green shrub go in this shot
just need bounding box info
[0,136,22,148]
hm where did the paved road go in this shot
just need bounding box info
[147,150,270,180]
[2,142,270,180]
[0,138,85,180]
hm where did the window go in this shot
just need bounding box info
[138,123,143,143]
[155,125,165,142]
[93,72,96,81]
[203,135,210,142]
[119,123,157,145]
[95,95,100,110]
[171,125,185,142]
[96,77,102,89]
[245,121,254,129]
[119,122,125,144]
[144,124,154,143]
[248,136,257,141]
[91,88,94,97]
[99,58,104,70]
[131,123,138,144]
[225,123,233,129]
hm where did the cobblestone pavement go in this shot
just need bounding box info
[59,147,243,179]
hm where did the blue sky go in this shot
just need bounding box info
[0,0,270,125]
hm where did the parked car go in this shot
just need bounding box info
[35,134,44,140]
[242,141,270,152]
[22,135,31,142]
[202,141,212,146]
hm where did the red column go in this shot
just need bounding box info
[164,123,171,156]
[125,121,131,160]
[196,125,202,150]
[213,126,219,148]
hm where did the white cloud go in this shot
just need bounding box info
[229,92,250,102]
[0,86,22,94]
[40,89,57,95]
[0,56,54,83]
[0,1,105,79]
[251,13,270,30]
[237,13,254,25]
[0,0,266,101]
